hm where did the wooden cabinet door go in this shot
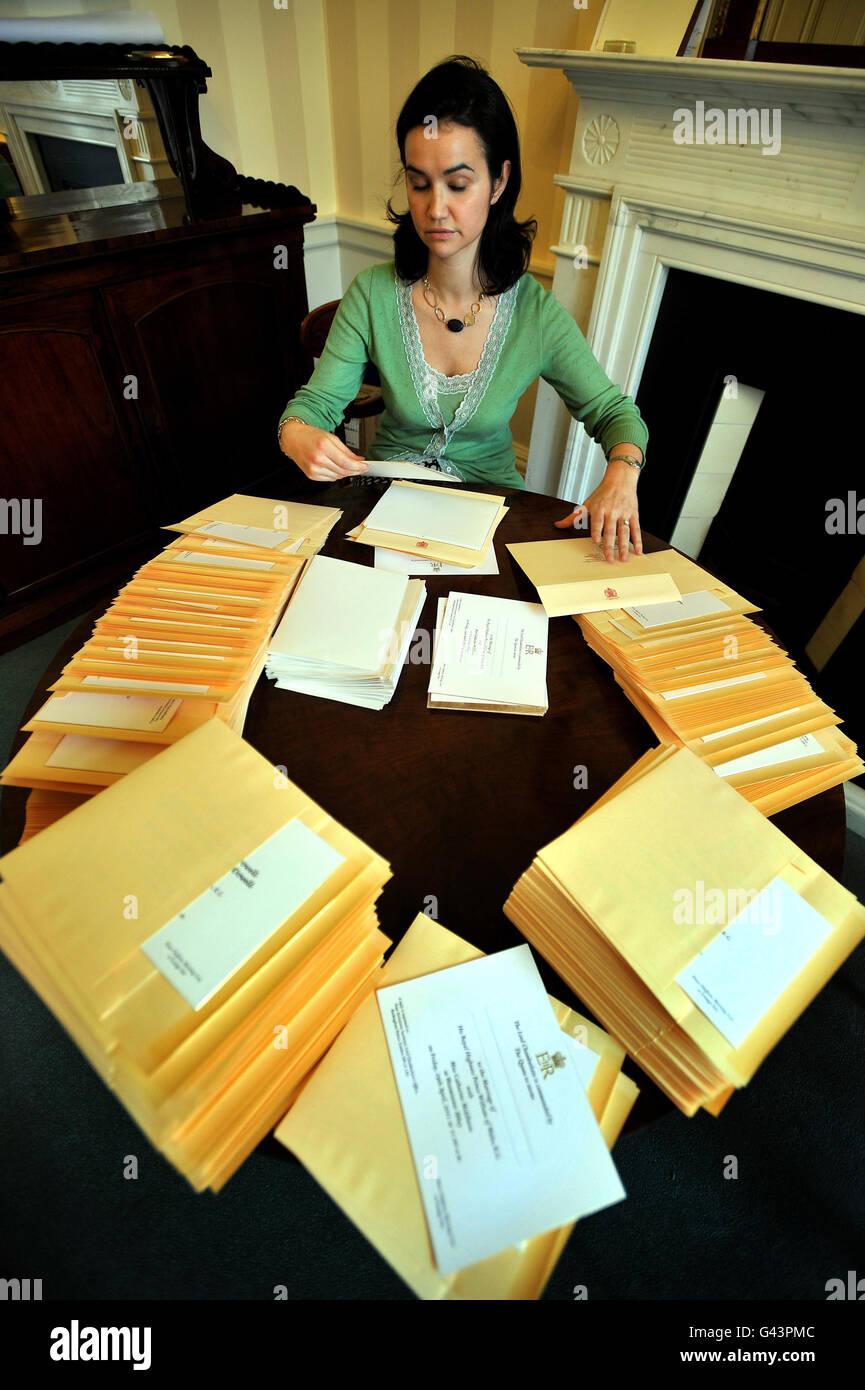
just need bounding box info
[104,234,308,519]
[0,289,157,607]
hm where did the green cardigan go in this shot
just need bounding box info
[280,261,648,489]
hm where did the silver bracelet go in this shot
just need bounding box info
[277,416,306,446]
[607,451,645,471]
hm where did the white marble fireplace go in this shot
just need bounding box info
[0,77,170,194]
[517,50,865,506]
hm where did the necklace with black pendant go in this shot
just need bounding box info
[422,275,484,332]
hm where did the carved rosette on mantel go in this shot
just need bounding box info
[582,113,620,166]
[515,50,865,501]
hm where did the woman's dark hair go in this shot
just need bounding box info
[385,55,536,295]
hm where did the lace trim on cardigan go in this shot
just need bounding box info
[395,270,521,460]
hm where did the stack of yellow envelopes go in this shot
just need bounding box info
[18,789,91,843]
[538,543,864,814]
[504,745,865,1117]
[276,913,638,1300]
[2,540,304,809]
[346,481,508,568]
[0,719,391,1192]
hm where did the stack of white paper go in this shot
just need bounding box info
[428,592,549,716]
[265,556,426,710]
[346,482,508,568]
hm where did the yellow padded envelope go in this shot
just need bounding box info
[275,913,638,1301]
[534,747,865,1091]
[164,494,341,556]
[0,730,166,792]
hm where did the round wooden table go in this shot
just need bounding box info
[1,475,847,1133]
[0,475,852,1305]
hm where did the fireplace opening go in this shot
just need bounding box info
[30,131,124,192]
[633,268,865,756]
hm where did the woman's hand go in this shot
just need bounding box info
[279,421,368,482]
[555,457,643,562]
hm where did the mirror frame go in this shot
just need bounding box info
[0,40,313,220]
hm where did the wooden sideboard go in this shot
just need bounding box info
[0,183,315,646]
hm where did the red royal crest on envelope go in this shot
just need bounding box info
[604,586,618,598]
[416,540,428,548]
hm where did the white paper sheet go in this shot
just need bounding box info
[676,877,834,1048]
[199,536,303,555]
[624,590,730,628]
[44,735,162,775]
[196,522,297,551]
[81,676,211,694]
[98,647,223,663]
[363,485,500,550]
[142,819,345,1010]
[700,709,808,743]
[173,550,275,571]
[714,732,825,778]
[33,693,181,734]
[661,672,766,702]
[154,586,261,606]
[377,945,625,1273]
[106,614,256,628]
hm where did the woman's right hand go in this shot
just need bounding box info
[279,421,368,482]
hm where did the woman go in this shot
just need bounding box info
[278,56,647,563]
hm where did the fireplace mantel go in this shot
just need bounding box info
[517,50,865,122]
[517,49,865,499]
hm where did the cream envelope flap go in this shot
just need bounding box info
[508,539,682,616]
[166,493,339,536]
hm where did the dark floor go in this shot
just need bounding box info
[1,613,863,1301]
